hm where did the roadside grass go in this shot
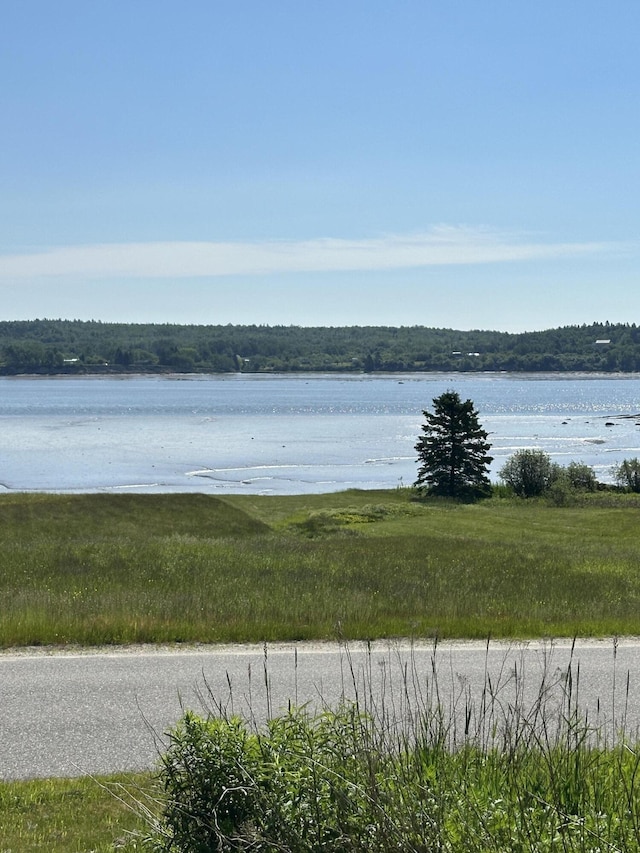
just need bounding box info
[133,642,640,851]
[7,639,640,851]
[1,490,640,645]
[0,772,158,852]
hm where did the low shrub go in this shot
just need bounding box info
[153,706,401,852]
[156,714,262,852]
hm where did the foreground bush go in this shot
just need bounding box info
[153,709,396,852]
[148,655,640,853]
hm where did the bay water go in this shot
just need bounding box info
[1,373,639,494]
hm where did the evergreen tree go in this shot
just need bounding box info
[414,390,493,498]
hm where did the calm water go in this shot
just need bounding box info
[1,373,639,494]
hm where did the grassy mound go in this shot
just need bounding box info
[0,492,270,540]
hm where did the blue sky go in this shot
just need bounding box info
[1,1,638,331]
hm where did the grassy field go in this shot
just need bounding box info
[1,489,640,647]
[0,772,158,851]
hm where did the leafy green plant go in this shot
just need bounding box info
[157,713,262,852]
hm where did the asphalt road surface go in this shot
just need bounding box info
[2,638,640,779]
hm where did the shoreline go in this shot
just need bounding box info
[2,369,640,381]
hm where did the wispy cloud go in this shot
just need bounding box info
[0,227,624,280]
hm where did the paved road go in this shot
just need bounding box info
[2,638,640,779]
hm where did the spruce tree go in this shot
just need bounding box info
[414,390,493,499]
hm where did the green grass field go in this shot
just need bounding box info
[1,489,640,647]
[0,772,158,851]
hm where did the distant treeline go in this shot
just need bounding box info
[0,319,639,375]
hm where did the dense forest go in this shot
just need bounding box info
[0,319,639,374]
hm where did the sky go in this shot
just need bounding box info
[1,1,639,332]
